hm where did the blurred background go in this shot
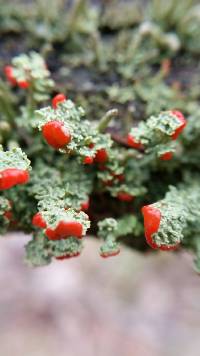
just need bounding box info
[0,233,200,356]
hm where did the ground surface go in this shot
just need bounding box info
[0,233,200,356]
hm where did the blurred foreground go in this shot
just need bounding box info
[0,233,200,356]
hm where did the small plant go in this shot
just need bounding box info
[0,0,200,273]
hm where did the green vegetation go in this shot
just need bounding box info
[0,0,200,270]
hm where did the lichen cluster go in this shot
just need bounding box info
[0,0,200,270]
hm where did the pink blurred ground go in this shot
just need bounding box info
[0,233,200,356]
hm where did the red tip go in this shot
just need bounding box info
[45,228,58,240]
[80,199,90,211]
[94,149,108,163]
[0,168,29,190]
[127,134,144,149]
[56,252,80,260]
[4,65,17,85]
[100,249,120,258]
[83,156,94,165]
[160,152,173,161]
[32,212,47,229]
[18,80,30,89]
[171,111,187,140]
[55,220,83,239]
[142,205,161,249]
[117,192,134,202]
[45,220,84,240]
[42,120,71,149]
[3,211,13,221]
[52,93,66,109]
